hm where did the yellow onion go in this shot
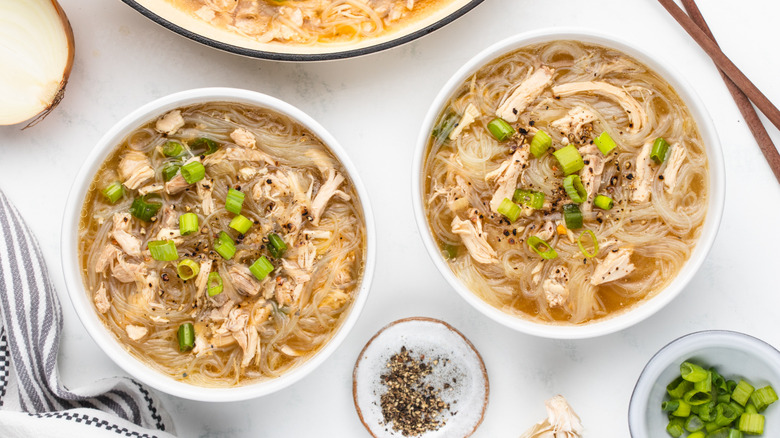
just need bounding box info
[0,0,75,128]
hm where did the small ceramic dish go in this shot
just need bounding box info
[629,330,780,437]
[353,317,488,438]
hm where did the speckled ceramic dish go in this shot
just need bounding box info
[629,331,780,437]
[120,0,484,61]
[353,317,488,438]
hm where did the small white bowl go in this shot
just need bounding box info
[61,87,376,402]
[411,28,725,339]
[629,331,780,437]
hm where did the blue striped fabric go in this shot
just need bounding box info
[0,189,175,436]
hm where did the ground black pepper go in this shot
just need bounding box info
[379,346,450,436]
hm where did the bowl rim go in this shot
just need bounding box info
[628,330,780,437]
[410,27,726,339]
[119,0,485,62]
[61,87,377,402]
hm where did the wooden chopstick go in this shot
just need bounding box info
[678,0,780,183]
[656,0,780,134]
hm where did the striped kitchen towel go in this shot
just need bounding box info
[0,189,176,437]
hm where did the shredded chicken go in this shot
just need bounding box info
[486,147,529,213]
[552,81,647,133]
[165,174,189,195]
[451,213,497,264]
[155,110,185,135]
[578,144,610,212]
[229,265,262,296]
[496,66,555,122]
[591,248,635,285]
[112,213,141,258]
[94,283,110,313]
[519,395,583,438]
[225,308,258,367]
[138,183,164,196]
[449,103,481,140]
[238,167,263,181]
[112,256,146,283]
[118,151,155,190]
[536,221,556,241]
[632,140,654,202]
[95,245,119,273]
[125,325,148,341]
[230,128,256,148]
[225,147,275,166]
[550,106,598,140]
[663,143,686,193]
[311,169,349,225]
[194,260,213,297]
[197,177,215,215]
[543,266,570,308]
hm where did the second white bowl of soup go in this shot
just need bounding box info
[412,29,724,339]
[62,88,376,401]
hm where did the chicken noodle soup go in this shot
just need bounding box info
[422,40,708,324]
[79,102,366,386]
[168,0,445,45]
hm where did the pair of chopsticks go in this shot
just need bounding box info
[657,0,780,183]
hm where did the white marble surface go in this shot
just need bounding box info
[1,0,779,436]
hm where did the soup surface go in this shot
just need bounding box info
[79,102,365,386]
[166,0,446,45]
[422,40,708,324]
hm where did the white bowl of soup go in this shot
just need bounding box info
[412,29,724,339]
[62,87,376,401]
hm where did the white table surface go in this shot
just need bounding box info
[2,0,779,436]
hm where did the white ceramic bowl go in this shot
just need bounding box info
[411,28,725,339]
[62,87,376,401]
[629,331,780,437]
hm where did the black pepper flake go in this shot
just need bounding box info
[529,120,535,126]
[626,173,634,180]
[518,128,529,135]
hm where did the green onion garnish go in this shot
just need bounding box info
[229,214,253,235]
[577,230,598,257]
[129,196,162,222]
[750,386,778,411]
[695,371,713,393]
[732,380,755,406]
[553,144,585,175]
[672,400,691,417]
[177,259,199,280]
[738,413,764,435]
[668,376,694,399]
[715,403,739,427]
[527,236,557,260]
[497,198,521,222]
[441,243,459,259]
[687,431,706,438]
[190,137,219,156]
[682,362,709,382]
[685,415,705,432]
[432,112,458,146]
[268,233,287,259]
[249,256,274,281]
[563,204,583,229]
[594,194,613,210]
[161,162,181,181]
[148,240,177,261]
[727,428,744,438]
[662,400,680,412]
[530,130,552,158]
[214,231,236,260]
[684,389,712,406]
[163,140,184,157]
[181,161,206,184]
[179,212,198,236]
[651,137,670,163]
[225,188,245,215]
[593,131,617,155]
[513,189,545,209]
[563,174,587,204]
[667,418,684,438]
[177,323,195,352]
[102,182,124,204]
[487,118,514,141]
[207,272,223,296]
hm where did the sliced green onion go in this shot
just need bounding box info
[672,400,692,417]
[685,389,713,406]
[728,401,745,418]
[718,393,732,404]
[530,130,552,158]
[432,111,458,146]
[497,198,521,222]
[487,118,514,141]
[668,376,694,399]
[181,161,206,184]
[563,174,587,204]
[738,413,764,434]
[225,188,245,215]
[705,429,728,438]
[745,403,758,414]
[750,386,778,411]
[129,196,162,222]
[179,212,199,236]
[715,403,739,427]
[214,231,236,260]
[161,162,181,181]
[563,204,583,229]
[207,272,223,297]
[667,418,684,438]
[687,432,706,438]
[727,428,743,438]
[229,214,253,235]
[695,371,713,392]
[682,362,710,383]
[177,259,199,280]
[577,230,598,258]
[651,137,670,163]
[712,370,729,393]
[594,131,617,155]
[177,323,194,352]
[102,182,124,204]
[163,140,184,157]
[662,400,681,412]
[249,256,274,281]
[268,233,288,259]
[685,414,705,432]
[553,144,585,175]
[442,243,459,259]
[513,189,545,209]
[190,137,219,156]
[527,236,557,260]
[594,194,613,210]
[699,401,717,422]
[732,380,755,406]
[148,240,177,261]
